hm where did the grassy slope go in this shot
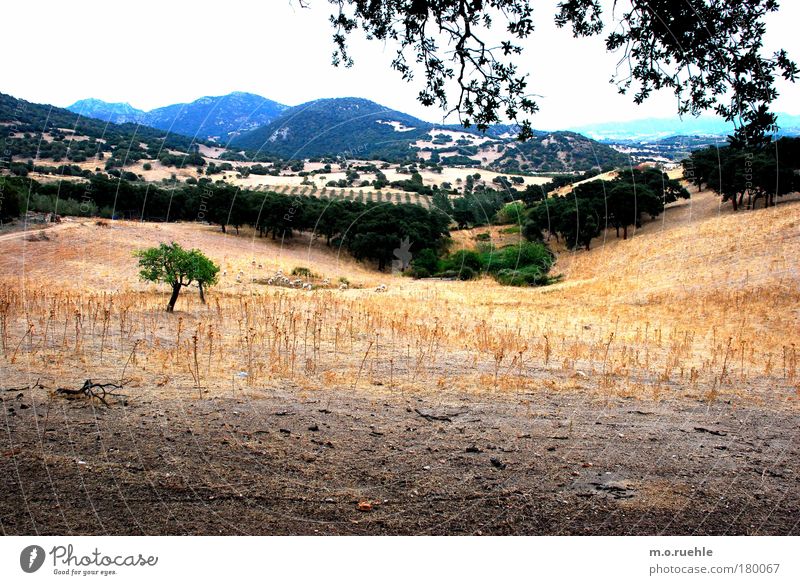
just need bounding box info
[0,186,797,403]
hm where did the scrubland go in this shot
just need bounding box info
[0,187,797,535]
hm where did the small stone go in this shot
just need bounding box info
[490,457,507,470]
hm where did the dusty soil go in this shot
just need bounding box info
[1,379,797,535]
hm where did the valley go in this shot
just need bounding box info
[1,87,798,537]
[0,185,798,535]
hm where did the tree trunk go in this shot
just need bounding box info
[622,225,628,240]
[167,283,182,312]
[198,282,206,304]
[220,224,226,234]
[615,226,620,238]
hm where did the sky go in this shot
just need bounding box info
[2,0,799,130]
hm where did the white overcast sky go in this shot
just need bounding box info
[2,0,798,130]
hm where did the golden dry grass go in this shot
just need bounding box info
[0,187,797,407]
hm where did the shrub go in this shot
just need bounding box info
[411,248,440,275]
[494,267,547,286]
[442,249,482,272]
[291,266,317,278]
[458,266,475,280]
[495,201,526,224]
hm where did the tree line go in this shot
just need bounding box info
[0,173,451,271]
[523,168,690,250]
[683,137,800,210]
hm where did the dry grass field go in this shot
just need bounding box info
[1,186,798,535]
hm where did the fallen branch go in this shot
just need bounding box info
[2,378,44,392]
[55,379,127,407]
[414,408,467,422]
[694,427,727,436]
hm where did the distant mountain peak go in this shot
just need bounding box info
[230,97,431,158]
[67,92,288,140]
[67,99,145,124]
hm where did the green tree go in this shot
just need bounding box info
[135,242,219,312]
[684,138,799,210]
[0,176,26,222]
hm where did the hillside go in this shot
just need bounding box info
[231,97,432,160]
[231,97,627,171]
[1,187,797,535]
[0,92,200,167]
[68,92,288,141]
[492,131,628,172]
[9,90,653,174]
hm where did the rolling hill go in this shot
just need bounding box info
[0,92,201,167]
[230,97,433,160]
[8,90,644,172]
[231,97,627,170]
[492,131,629,173]
[68,92,288,141]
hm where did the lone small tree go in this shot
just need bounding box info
[135,242,220,312]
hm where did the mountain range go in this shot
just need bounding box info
[0,90,628,171]
[24,88,800,171]
[68,92,287,141]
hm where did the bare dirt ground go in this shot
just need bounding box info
[2,379,797,535]
[0,188,798,535]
